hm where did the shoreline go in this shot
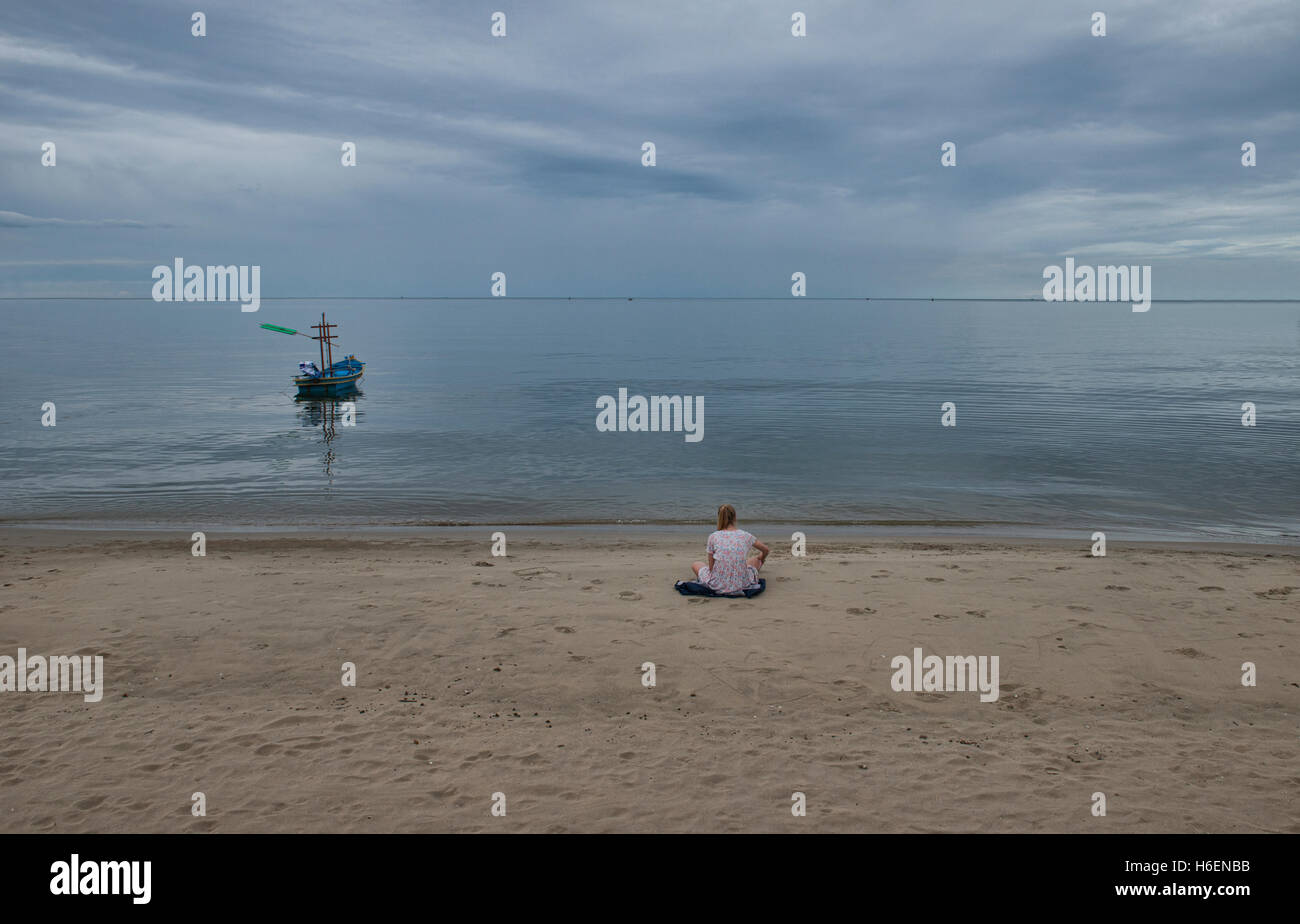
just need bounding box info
[4,523,1299,554]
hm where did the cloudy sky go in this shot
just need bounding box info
[1,0,1297,299]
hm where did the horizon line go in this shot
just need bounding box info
[2,296,1298,303]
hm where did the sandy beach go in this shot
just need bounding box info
[1,529,1296,834]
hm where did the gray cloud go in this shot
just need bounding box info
[0,0,1297,297]
[0,209,169,228]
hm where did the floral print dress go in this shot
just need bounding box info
[699,528,760,593]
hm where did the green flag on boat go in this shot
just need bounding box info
[259,323,302,336]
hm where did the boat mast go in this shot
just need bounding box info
[310,312,338,373]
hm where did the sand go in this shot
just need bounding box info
[1,528,1297,833]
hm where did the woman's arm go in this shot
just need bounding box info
[753,539,770,562]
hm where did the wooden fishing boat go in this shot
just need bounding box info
[260,313,365,398]
[294,355,365,397]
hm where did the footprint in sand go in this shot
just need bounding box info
[472,561,494,567]
[1104,585,1130,591]
[1254,586,1297,599]
[845,606,877,615]
[1198,586,1225,592]
[554,626,575,633]
[924,577,945,583]
[965,610,987,618]
[617,591,642,601]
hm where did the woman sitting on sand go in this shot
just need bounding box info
[692,504,770,594]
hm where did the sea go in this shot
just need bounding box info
[2,298,1297,542]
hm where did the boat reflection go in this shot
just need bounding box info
[295,392,363,480]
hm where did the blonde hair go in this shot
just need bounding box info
[716,503,737,531]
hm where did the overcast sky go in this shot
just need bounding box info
[1,0,1297,299]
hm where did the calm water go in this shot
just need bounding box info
[1,299,1297,541]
